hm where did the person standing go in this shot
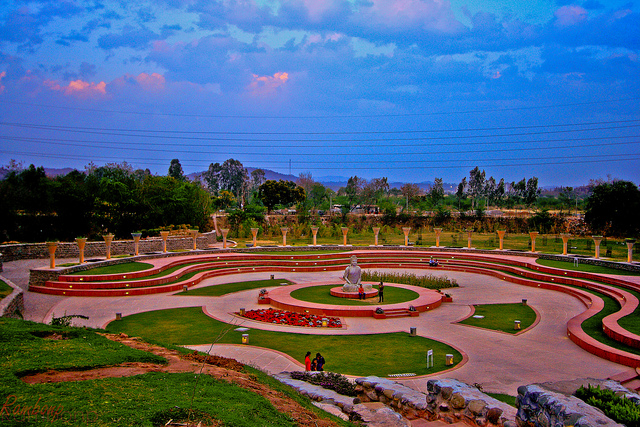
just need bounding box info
[378,281,384,302]
[316,353,325,371]
[305,351,312,371]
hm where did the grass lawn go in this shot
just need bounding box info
[0,279,12,300]
[106,307,462,377]
[535,259,639,276]
[290,284,419,306]
[0,318,353,427]
[69,262,154,275]
[459,303,536,334]
[176,279,294,297]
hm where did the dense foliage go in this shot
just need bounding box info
[0,163,213,242]
[362,270,458,289]
[585,180,640,237]
[575,385,640,427]
[290,371,357,396]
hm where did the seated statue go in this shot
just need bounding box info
[342,255,372,293]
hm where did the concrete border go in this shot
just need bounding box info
[0,275,24,318]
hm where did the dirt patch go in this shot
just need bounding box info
[21,333,343,427]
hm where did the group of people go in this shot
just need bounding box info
[304,352,326,371]
[429,257,439,267]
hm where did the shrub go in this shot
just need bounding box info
[362,270,458,289]
[290,371,357,396]
[575,385,640,427]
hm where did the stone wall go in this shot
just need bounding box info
[0,231,217,262]
[0,276,24,319]
[515,384,621,427]
[355,377,516,426]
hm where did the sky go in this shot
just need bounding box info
[0,0,638,187]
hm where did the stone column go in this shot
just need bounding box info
[402,227,411,246]
[103,233,115,259]
[281,227,289,246]
[497,230,506,250]
[76,237,87,264]
[190,230,198,250]
[373,227,381,246]
[341,227,349,246]
[251,228,259,247]
[560,233,571,256]
[466,229,473,249]
[592,236,603,259]
[131,233,142,256]
[434,228,442,247]
[310,226,319,246]
[529,231,539,252]
[47,241,58,269]
[160,231,170,253]
[626,239,636,263]
[221,228,229,249]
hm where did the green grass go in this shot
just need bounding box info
[0,280,12,300]
[106,307,462,377]
[69,262,154,275]
[459,303,537,333]
[176,279,294,297]
[535,259,639,276]
[485,392,517,407]
[0,317,355,427]
[290,284,419,306]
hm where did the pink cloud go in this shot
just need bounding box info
[45,79,107,99]
[554,5,588,27]
[134,73,166,92]
[248,72,289,96]
[357,0,464,33]
[0,71,5,94]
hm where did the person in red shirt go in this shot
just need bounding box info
[305,351,312,371]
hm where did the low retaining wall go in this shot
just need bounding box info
[516,384,621,427]
[0,231,217,262]
[0,276,24,319]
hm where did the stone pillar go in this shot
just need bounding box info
[592,236,603,259]
[529,231,539,252]
[560,233,571,256]
[131,233,142,256]
[626,239,636,263]
[310,226,319,246]
[47,241,58,269]
[281,227,289,246]
[160,231,170,253]
[341,227,349,246]
[402,227,411,246]
[190,230,198,250]
[434,228,442,248]
[251,228,259,247]
[497,230,506,250]
[373,227,381,246]
[76,237,87,264]
[221,228,229,249]
[466,229,473,249]
[103,233,115,259]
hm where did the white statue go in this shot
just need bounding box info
[342,255,372,292]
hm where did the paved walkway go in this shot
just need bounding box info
[0,256,632,396]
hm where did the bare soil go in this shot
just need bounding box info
[19,333,343,427]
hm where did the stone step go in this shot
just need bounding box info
[609,368,638,384]
[621,378,640,391]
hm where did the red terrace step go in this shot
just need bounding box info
[373,308,418,319]
[622,378,640,392]
[609,368,639,383]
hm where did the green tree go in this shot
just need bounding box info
[429,178,444,206]
[168,159,185,181]
[585,180,640,236]
[258,180,306,213]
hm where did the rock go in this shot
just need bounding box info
[439,403,450,412]
[487,407,504,424]
[441,386,454,400]
[353,397,361,404]
[468,399,487,415]
[313,402,349,421]
[451,392,466,409]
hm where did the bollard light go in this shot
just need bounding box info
[445,354,454,366]
[240,308,245,316]
[270,274,275,280]
[410,327,417,336]
[322,318,328,327]
[514,320,521,330]
[522,299,528,306]
[242,334,249,344]
[183,285,188,292]
[115,313,122,320]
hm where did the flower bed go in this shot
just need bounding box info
[238,308,342,328]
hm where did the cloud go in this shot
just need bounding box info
[247,71,289,96]
[112,72,167,92]
[45,79,107,98]
[0,71,6,94]
[98,25,162,50]
[554,5,588,27]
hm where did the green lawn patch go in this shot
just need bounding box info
[290,284,419,306]
[535,259,640,276]
[459,303,536,333]
[106,307,462,377]
[177,279,294,296]
[0,280,12,300]
[69,262,154,275]
[485,392,517,407]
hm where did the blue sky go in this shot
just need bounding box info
[0,0,638,187]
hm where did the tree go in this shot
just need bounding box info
[258,180,306,213]
[400,183,421,210]
[509,178,526,207]
[468,167,486,209]
[168,159,185,181]
[429,178,444,206]
[524,177,541,207]
[455,177,467,209]
[203,159,249,204]
[585,180,640,236]
[344,176,364,204]
[250,169,266,188]
[296,172,315,194]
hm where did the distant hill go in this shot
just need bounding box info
[0,167,78,180]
